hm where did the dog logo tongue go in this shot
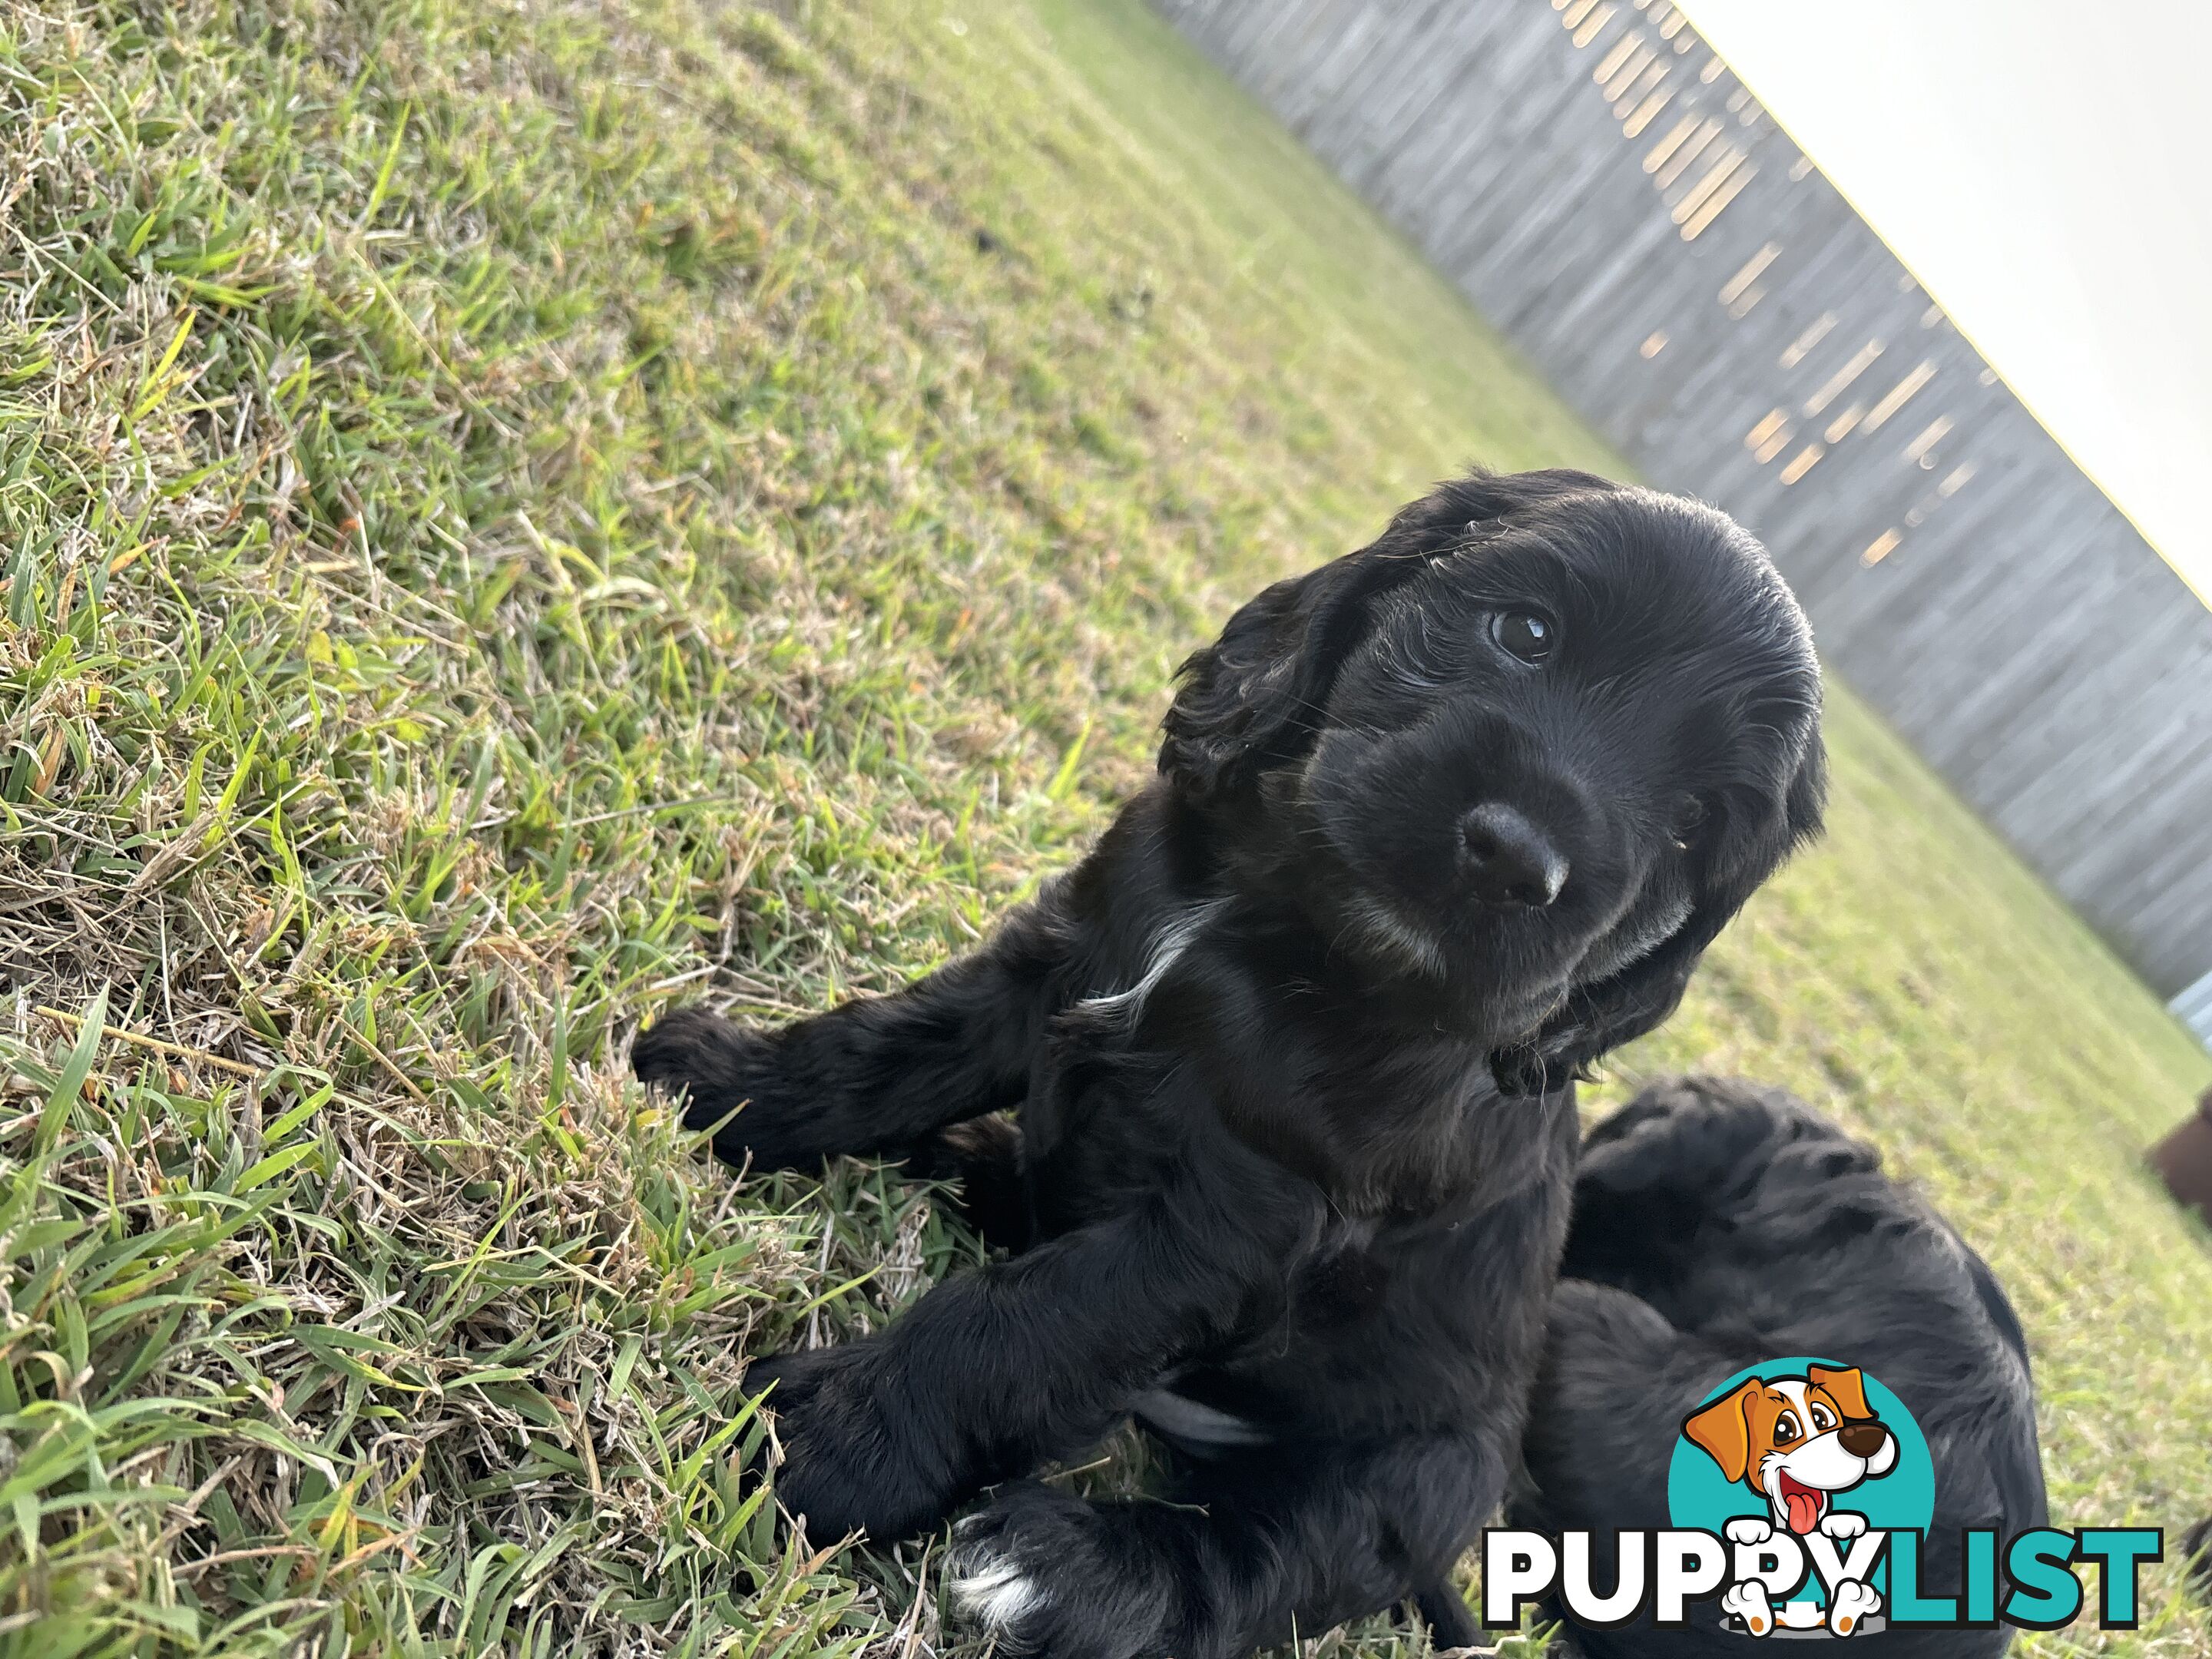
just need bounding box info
[1780,1475,1825,1535]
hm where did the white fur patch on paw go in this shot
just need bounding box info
[1720,1581,1775,1637]
[950,1539,1049,1634]
[1827,1578,1881,1636]
[1725,1517,1774,1546]
[1820,1510,1868,1540]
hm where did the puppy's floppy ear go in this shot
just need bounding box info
[1160,469,1619,798]
[1683,1380,1763,1485]
[1494,690,1826,1095]
[1808,1366,1873,1422]
[1157,545,1424,800]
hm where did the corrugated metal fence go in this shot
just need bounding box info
[1154,0,2212,1036]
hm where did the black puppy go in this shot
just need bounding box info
[634,471,1826,1658]
[1516,1078,2048,1656]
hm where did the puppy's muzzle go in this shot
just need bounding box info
[1459,803,1568,909]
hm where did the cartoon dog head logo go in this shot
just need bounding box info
[1683,1364,1899,1538]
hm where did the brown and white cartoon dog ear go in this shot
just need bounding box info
[1683,1380,1762,1485]
[1809,1365,1873,1420]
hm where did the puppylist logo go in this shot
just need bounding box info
[1483,1358,2162,1638]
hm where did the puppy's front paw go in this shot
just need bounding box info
[1725,1517,1774,1546]
[1720,1580,1776,1637]
[1820,1510,1867,1541]
[1826,1578,1880,1636]
[747,1346,955,1543]
[633,1007,824,1169]
[950,1482,1177,1659]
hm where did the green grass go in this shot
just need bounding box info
[0,0,2205,1653]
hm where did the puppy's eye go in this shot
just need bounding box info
[1773,1412,1800,1445]
[1490,610,1558,664]
[1810,1405,1835,1432]
[1671,797,1707,852]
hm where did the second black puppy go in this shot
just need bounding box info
[1517,1078,2047,1655]
[634,470,1826,1658]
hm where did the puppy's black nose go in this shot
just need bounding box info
[1459,803,1568,908]
[1838,1421,1890,1459]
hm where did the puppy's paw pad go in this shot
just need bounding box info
[1827,1579,1880,1636]
[1820,1510,1868,1540]
[1726,1517,1775,1546]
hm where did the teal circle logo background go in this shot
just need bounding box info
[1667,1358,1936,1599]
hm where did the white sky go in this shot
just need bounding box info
[1683,0,2212,600]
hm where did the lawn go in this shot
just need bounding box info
[1,0,2207,1654]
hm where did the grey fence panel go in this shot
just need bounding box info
[1157,0,2212,1025]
